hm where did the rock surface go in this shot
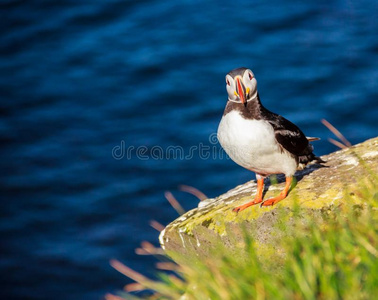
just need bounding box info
[159,137,378,263]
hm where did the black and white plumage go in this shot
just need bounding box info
[217,67,323,212]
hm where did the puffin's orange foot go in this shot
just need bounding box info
[233,198,263,213]
[261,176,293,207]
[233,177,265,213]
[260,194,285,207]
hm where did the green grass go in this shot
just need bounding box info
[108,175,377,300]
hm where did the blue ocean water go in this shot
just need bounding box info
[1,1,377,299]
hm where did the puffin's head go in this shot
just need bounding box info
[225,67,257,106]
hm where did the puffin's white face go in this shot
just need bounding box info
[225,68,257,106]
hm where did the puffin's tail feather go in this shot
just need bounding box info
[314,155,326,164]
[298,153,326,166]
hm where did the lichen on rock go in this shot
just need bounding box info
[159,137,378,263]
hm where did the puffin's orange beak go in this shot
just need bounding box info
[236,78,246,107]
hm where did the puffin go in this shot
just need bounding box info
[217,67,324,212]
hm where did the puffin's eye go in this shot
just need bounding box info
[248,73,253,80]
[226,79,231,86]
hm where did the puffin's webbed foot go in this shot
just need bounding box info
[233,198,263,213]
[260,176,293,207]
[233,177,264,213]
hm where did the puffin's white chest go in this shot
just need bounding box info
[217,110,297,176]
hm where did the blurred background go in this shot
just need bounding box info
[1,0,377,299]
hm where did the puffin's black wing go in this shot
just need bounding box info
[266,114,310,156]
